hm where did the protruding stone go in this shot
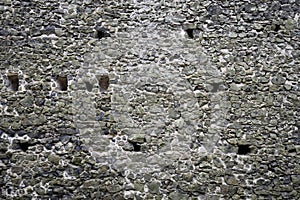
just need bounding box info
[128,134,145,144]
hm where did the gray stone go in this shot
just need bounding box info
[82,179,100,189]
[134,180,144,192]
[225,175,239,185]
[0,0,299,199]
[106,183,122,193]
[19,96,34,108]
[271,74,286,85]
[47,153,60,165]
[128,134,145,143]
[168,109,181,119]
[169,191,189,200]
[147,181,160,194]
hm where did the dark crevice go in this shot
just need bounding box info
[19,142,30,152]
[288,148,296,153]
[97,75,110,91]
[186,29,194,39]
[95,26,110,39]
[7,73,19,91]
[102,128,110,135]
[56,75,68,91]
[274,24,280,32]
[12,140,36,152]
[237,144,251,155]
[194,85,203,91]
[129,141,141,152]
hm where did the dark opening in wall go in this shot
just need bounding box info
[288,148,296,153]
[95,26,110,39]
[19,142,30,152]
[237,144,251,155]
[102,128,109,135]
[12,140,32,151]
[56,75,68,91]
[130,142,141,152]
[7,73,19,91]
[185,29,194,39]
[97,75,109,91]
[274,24,280,32]
[133,143,141,151]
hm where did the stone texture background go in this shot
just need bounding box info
[0,0,299,199]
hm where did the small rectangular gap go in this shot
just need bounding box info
[7,73,19,91]
[56,75,68,91]
[237,144,251,155]
[185,28,194,39]
[97,74,109,91]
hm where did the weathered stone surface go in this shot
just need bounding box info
[47,153,60,165]
[169,191,189,200]
[128,134,146,144]
[81,179,100,189]
[0,0,299,199]
[147,181,160,194]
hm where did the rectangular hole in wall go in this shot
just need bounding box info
[237,144,251,155]
[56,75,68,91]
[7,73,19,91]
[97,74,109,91]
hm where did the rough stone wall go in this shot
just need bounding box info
[0,0,299,199]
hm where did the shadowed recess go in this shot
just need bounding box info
[129,141,141,152]
[95,26,110,39]
[185,28,194,39]
[237,144,251,155]
[274,24,280,32]
[56,75,68,91]
[97,75,109,91]
[19,142,30,152]
[7,73,19,91]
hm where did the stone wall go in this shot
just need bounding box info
[0,0,299,199]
